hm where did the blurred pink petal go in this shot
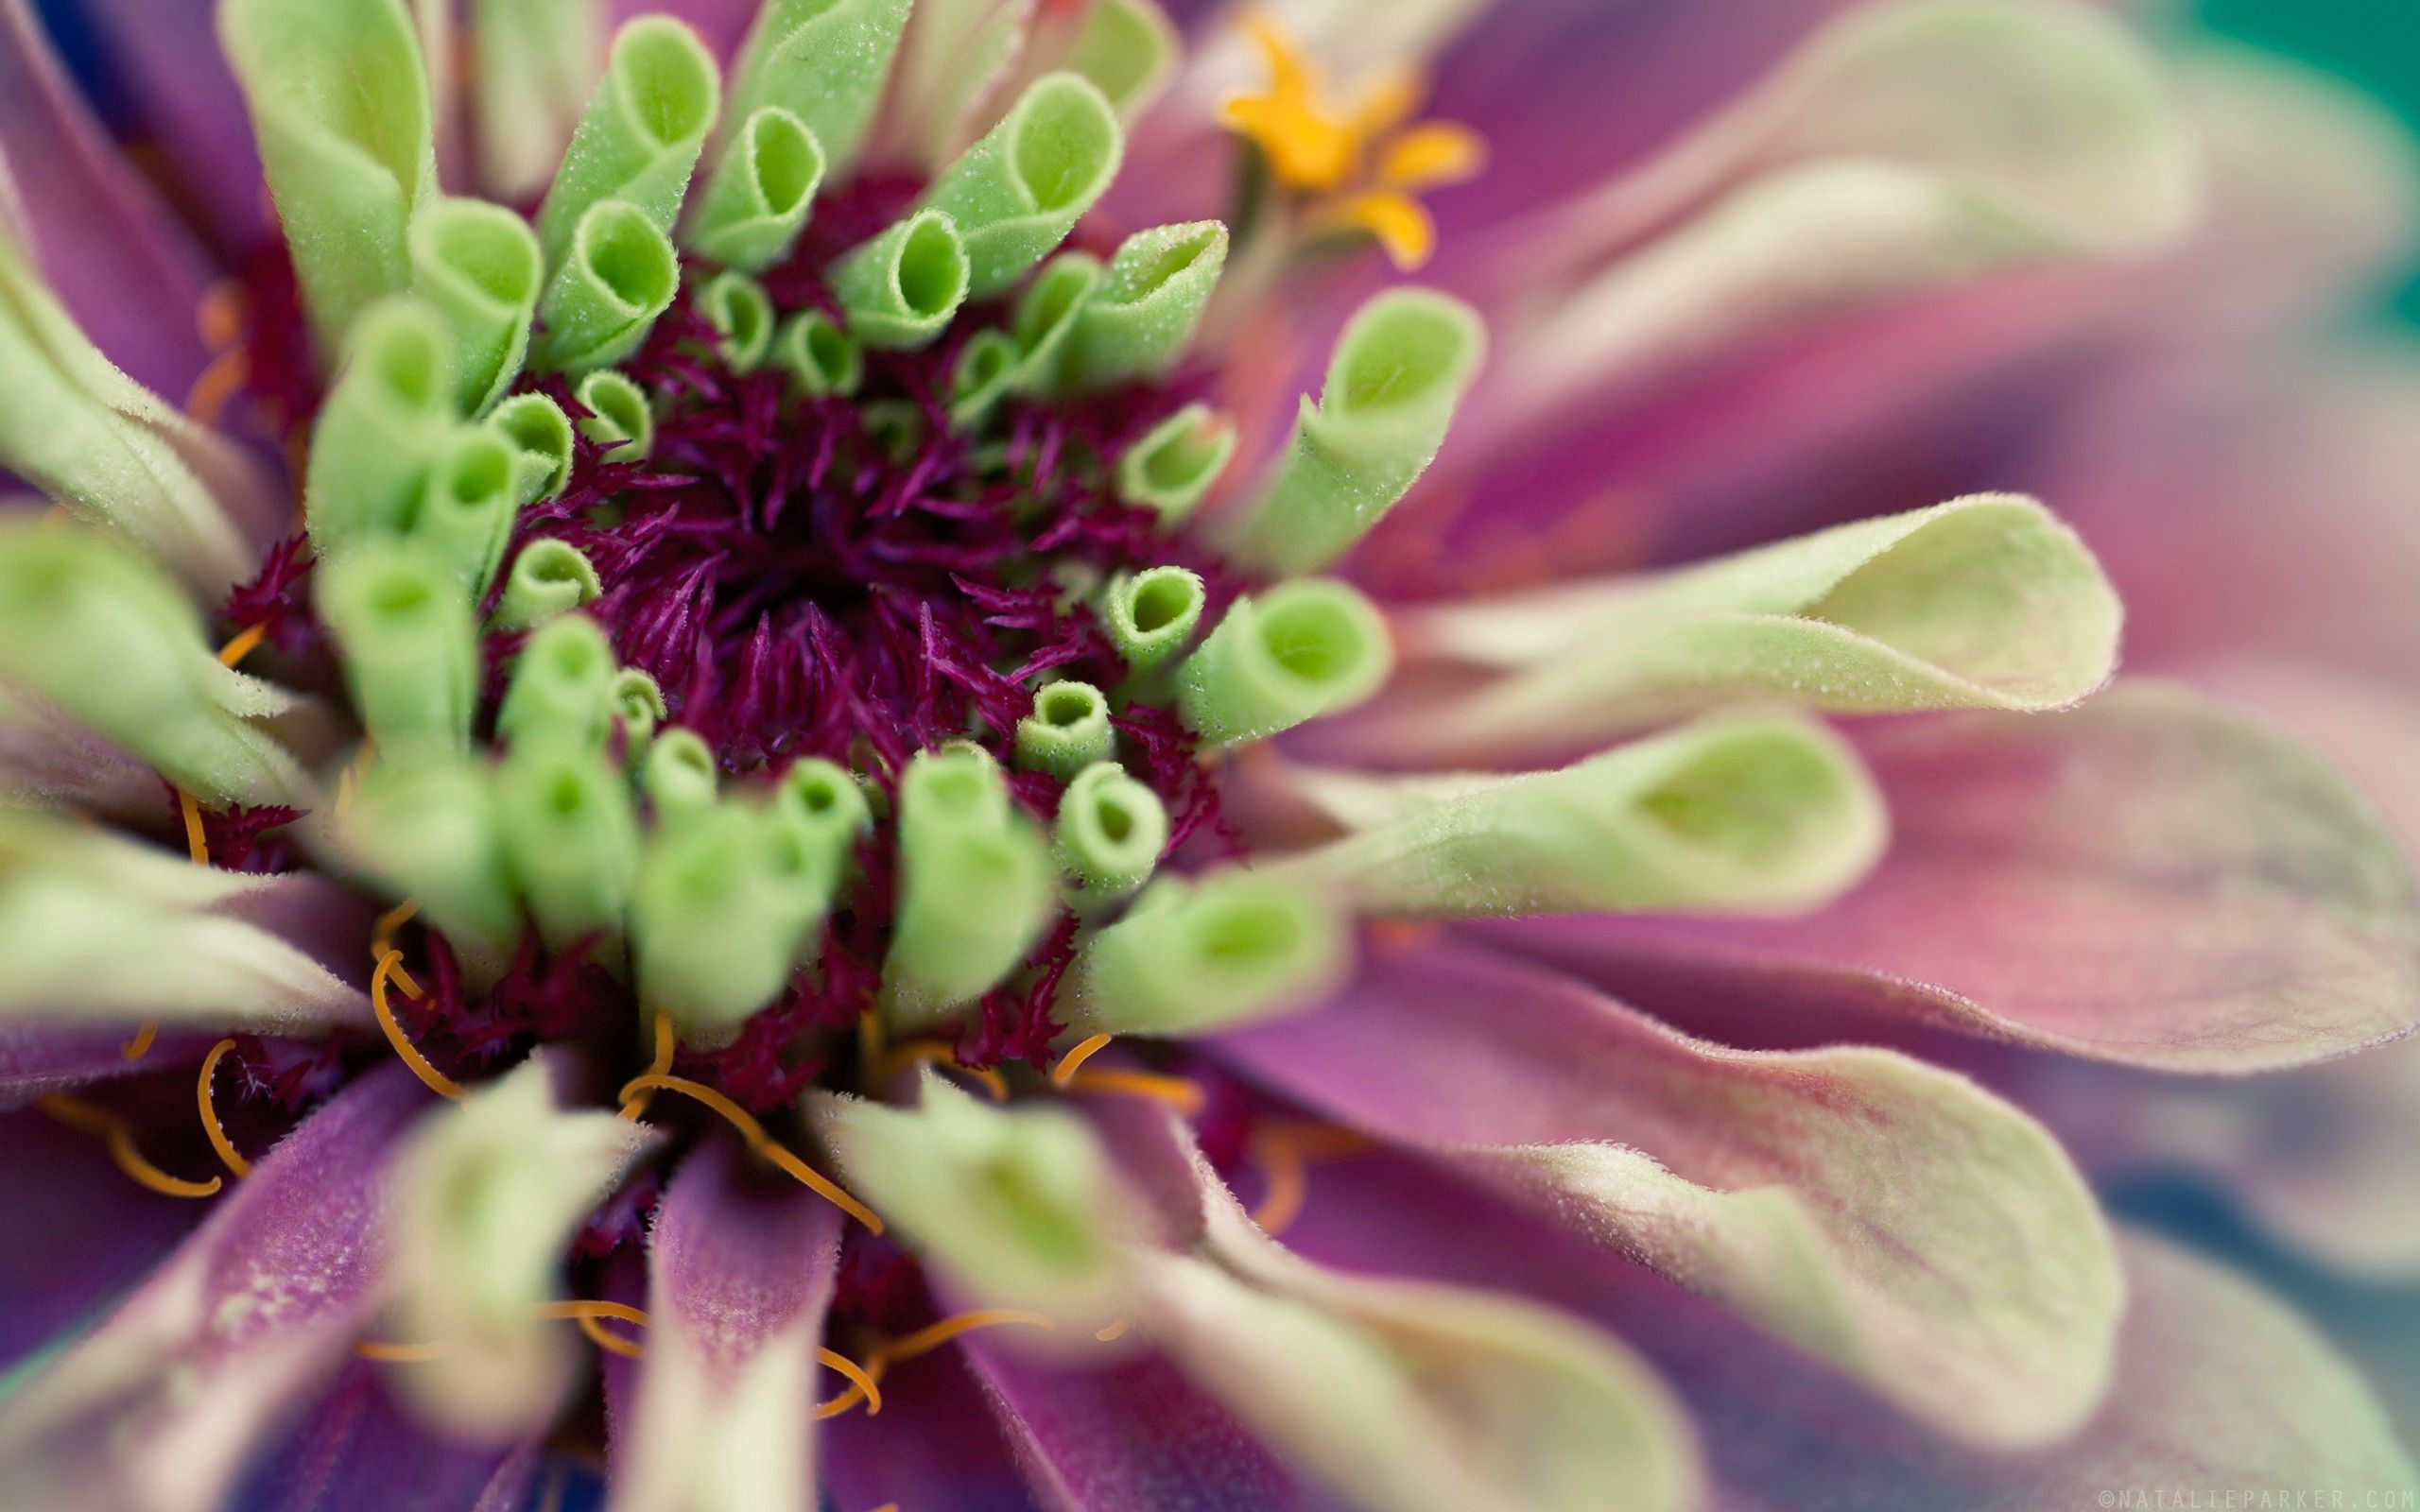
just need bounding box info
[237,1361,522,1512]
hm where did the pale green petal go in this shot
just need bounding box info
[1033,0,1179,121]
[1054,760,1168,906]
[219,0,439,350]
[328,754,521,981]
[533,16,720,271]
[473,0,608,201]
[0,521,308,806]
[1075,870,1346,1033]
[1390,494,2121,762]
[1129,1138,1702,1512]
[696,271,777,371]
[883,0,1037,171]
[1098,566,1205,675]
[384,1058,657,1443]
[949,328,1023,431]
[1115,404,1235,523]
[1495,0,2199,426]
[0,808,368,1037]
[634,801,826,1047]
[493,540,602,631]
[495,736,641,954]
[0,228,264,591]
[813,1075,1139,1331]
[408,197,543,412]
[1004,251,1104,395]
[1176,579,1392,747]
[686,108,827,273]
[917,74,1124,298]
[1058,222,1226,393]
[488,391,577,506]
[304,298,461,555]
[776,309,864,397]
[532,199,682,373]
[882,746,1056,1025]
[830,209,971,352]
[574,370,656,461]
[1222,289,1484,576]
[726,0,913,175]
[496,614,616,750]
[318,538,479,759]
[1266,714,1886,919]
[1014,681,1115,779]
[404,427,521,593]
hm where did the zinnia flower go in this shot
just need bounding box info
[0,0,2414,1508]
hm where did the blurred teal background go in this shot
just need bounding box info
[2200,0,2420,319]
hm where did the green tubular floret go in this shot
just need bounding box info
[218,0,437,350]
[632,801,816,1046]
[687,108,827,272]
[1116,404,1235,524]
[494,735,641,954]
[1177,579,1393,747]
[1076,871,1346,1035]
[487,392,577,506]
[497,613,617,749]
[1005,251,1104,393]
[575,370,656,461]
[317,538,479,758]
[696,271,777,371]
[777,310,864,398]
[918,73,1124,298]
[304,298,459,555]
[1267,715,1890,919]
[610,668,666,748]
[726,0,913,173]
[774,756,873,883]
[949,329,1023,430]
[1045,0,1178,119]
[534,15,721,269]
[406,427,521,593]
[337,755,521,979]
[884,747,1056,1025]
[408,197,544,412]
[1100,566,1205,676]
[1058,221,1227,393]
[0,522,307,806]
[830,210,971,351]
[1015,680,1115,779]
[533,199,682,373]
[1224,288,1486,576]
[493,541,601,631]
[1054,761,1167,906]
[642,727,720,822]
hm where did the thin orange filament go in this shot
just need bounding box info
[1049,1033,1114,1087]
[216,621,270,669]
[1062,1068,1206,1116]
[372,950,465,1101]
[617,1073,883,1234]
[534,1299,651,1360]
[1249,1122,1376,1237]
[196,1038,251,1178]
[1095,1319,1132,1343]
[177,787,211,865]
[118,1022,158,1062]
[818,1347,887,1417]
[619,1014,676,1121]
[816,1310,1050,1419]
[38,1094,222,1199]
[184,348,251,427]
[877,1040,1009,1102]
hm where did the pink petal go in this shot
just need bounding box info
[234,1361,520,1512]
[1218,936,2120,1450]
[0,1024,213,1106]
[0,1106,201,1367]
[0,0,216,398]
[0,1065,434,1512]
[821,1346,1043,1512]
[1492,681,2420,1073]
[613,1138,843,1511]
[965,1340,1320,1511]
[64,0,269,250]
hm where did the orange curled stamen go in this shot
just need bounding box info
[1062,1068,1206,1117]
[197,1038,251,1178]
[883,1309,1054,1366]
[372,950,465,1101]
[216,621,270,670]
[178,787,211,866]
[118,1022,158,1062]
[814,1349,888,1418]
[184,348,251,428]
[39,1093,222,1200]
[1249,1122,1376,1237]
[617,1073,883,1234]
[1095,1319,1132,1343]
[1049,1032,1114,1087]
[878,1040,1009,1102]
[619,1013,676,1121]
[353,1339,455,1363]
[535,1299,652,1360]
